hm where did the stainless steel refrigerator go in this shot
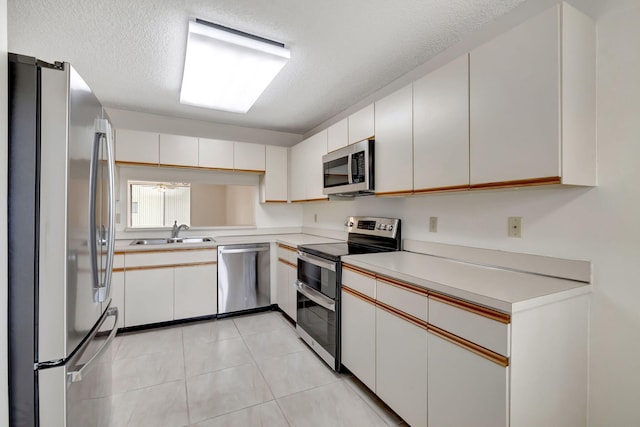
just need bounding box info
[8,54,118,427]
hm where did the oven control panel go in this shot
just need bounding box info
[344,216,400,239]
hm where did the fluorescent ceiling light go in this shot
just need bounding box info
[180,19,291,113]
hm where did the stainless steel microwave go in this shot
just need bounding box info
[322,139,374,197]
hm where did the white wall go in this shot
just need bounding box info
[1,0,8,423]
[105,107,303,147]
[303,2,640,424]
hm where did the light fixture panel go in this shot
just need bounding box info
[180,20,290,113]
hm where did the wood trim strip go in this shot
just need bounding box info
[377,276,429,297]
[113,267,125,273]
[429,292,511,324]
[125,247,217,255]
[278,258,297,268]
[342,285,376,306]
[342,263,376,280]
[264,200,288,203]
[125,261,217,271]
[428,324,509,367]
[115,160,158,167]
[470,176,561,190]
[291,198,329,203]
[277,243,297,252]
[114,251,126,255]
[233,168,265,174]
[375,300,429,331]
[375,189,414,197]
[413,184,469,194]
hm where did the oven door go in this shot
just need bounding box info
[295,280,338,369]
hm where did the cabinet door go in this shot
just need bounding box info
[413,55,470,192]
[428,331,508,427]
[327,118,348,152]
[348,104,375,144]
[305,130,328,201]
[276,259,291,317]
[159,134,198,167]
[114,129,159,164]
[376,307,428,427]
[341,290,376,391]
[174,264,217,319]
[374,85,413,195]
[198,138,234,169]
[234,142,266,172]
[124,268,174,326]
[260,145,288,203]
[470,5,560,186]
[111,271,125,329]
[286,264,297,322]
[289,142,306,202]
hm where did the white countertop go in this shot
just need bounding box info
[342,251,591,313]
[115,233,341,252]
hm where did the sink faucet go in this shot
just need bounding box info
[171,220,189,238]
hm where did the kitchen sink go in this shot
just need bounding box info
[129,237,215,245]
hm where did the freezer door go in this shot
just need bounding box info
[38,64,109,363]
[39,306,118,427]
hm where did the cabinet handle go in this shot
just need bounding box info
[430,293,510,324]
[428,324,509,367]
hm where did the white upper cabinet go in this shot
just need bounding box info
[159,134,198,167]
[374,84,413,195]
[470,3,596,187]
[327,118,348,152]
[198,138,234,169]
[114,129,159,165]
[234,142,266,172]
[289,130,328,202]
[260,145,288,203]
[348,104,375,144]
[306,129,328,200]
[413,54,470,193]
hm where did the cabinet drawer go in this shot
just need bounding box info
[376,277,428,322]
[342,265,376,299]
[429,295,510,357]
[276,244,297,265]
[126,249,217,268]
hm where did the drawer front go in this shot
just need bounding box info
[113,254,125,270]
[376,278,428,322]
[342,265,376,299]
[428,296,510,357]
[126,249,217,268]
[277,244,297,264]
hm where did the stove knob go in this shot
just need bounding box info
[345,221,354,227]
[388,225,394,232]
[381,224,387,230]
[376,224,382,230]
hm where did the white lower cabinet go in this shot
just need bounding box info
[340,290,376,391]
[111,271,125,329]
[276,259,297,321]
[427,331,508,427]
[125,267,174,327]
[376,307,428,427]
[174,264,217,319]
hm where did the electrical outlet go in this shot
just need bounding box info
[508,217,522,238]
[314,213,318,223]
[429,216,438,233]
[116,213,121,224]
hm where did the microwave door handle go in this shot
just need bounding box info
[347,153,353,184]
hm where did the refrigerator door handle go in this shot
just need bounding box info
[89,119,116,303]
[67,306,118,383]
[88,131,102,303]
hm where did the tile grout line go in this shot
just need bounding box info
[181,327,192,426]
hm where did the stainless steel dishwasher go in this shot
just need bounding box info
[217,243,271,315]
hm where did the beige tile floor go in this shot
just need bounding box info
[109,311,407,427]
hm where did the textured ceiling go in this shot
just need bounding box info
[8,0,529,134]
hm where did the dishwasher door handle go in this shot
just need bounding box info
[219,247,270,255]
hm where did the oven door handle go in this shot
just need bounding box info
[296,281,336,312]
[297,251,337,272]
